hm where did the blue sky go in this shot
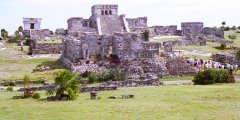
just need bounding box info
[1,0,240,34]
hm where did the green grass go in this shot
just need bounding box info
[160,76,194,81]
[182,54,211,60]
[224,30,240,47]
[0,84,240,120]
[0,43,65,82]
[151,36,181,42]
[236,70,240,75]
[37,39,62,44]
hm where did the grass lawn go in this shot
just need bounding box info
[173,42,232,54]
[224,30,240,47]
[0,84,240,120]
[151,36,181,42]
[37,39,62,44]
[160,76,194,81]
[0,43,66,83]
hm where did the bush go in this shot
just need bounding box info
[193,69,235,85]
[54,70,80,100]
[36,63,44,67]
[219,42,226,50]
[32,92,41,99]
[228,35,237,40]
[224,26,230,31]
[143,30,149,41]
[88,72,98,83]
[98,68,126,82]
[7,86,13,91]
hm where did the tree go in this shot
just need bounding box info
[54,70,80,100]
[9,30,21,43]
[231,26,236,31]
[143,30,149,41]
[237,26,240,30]
[1,29,8,40]
[222,21,226,26]
[18,26,23,32]
[224,26,230,31]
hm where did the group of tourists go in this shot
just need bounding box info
[186,58,239,74]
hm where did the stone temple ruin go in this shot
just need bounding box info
[23,18,52,40]
[23,4,227,80]
[59,4,204,79]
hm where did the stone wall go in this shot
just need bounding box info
[181,22,204,40]
[126,17,148,30]
[23,29,51,40]
[112,33,160,59]
[121,58,169,78]
[55,28,66,36]
[150,25,178,36]
[29,40,63,54]
[212,54,237,65]
[203,27,224,38]
[166,57,197,76]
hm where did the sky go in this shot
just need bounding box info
[0,0,240,35]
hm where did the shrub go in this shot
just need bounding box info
[143,30,149,41]
[224,26,230,31]
[88,72,98,83]
[219,42,226,50]
[7,86,13,91]
[36,63,44,67]
[32,92,41,99]
[54,70,80,100]
[81,71,91,78]
[228,35,237,40]
[231,26,236,31]
[98,68,126,82]
[193,69,235,85]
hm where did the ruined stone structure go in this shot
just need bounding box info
[65,5,148,36]
[181,22,204,40]
[23,18,52,40]
[212,54,237,65]
[149,25,178,36]
[29,40,62,55]
[126,17,148,33]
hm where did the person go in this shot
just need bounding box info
[228,64,233,75]
[20,40,24,51]
[235,64,238,73]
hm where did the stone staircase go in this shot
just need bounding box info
[98,15,125,35]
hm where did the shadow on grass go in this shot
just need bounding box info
[42,59,65,69]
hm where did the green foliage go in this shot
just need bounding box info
[98,68,126,82]
[228,35,237,40]
[238,26,240,30]
[36,63,44,67]
[18,26,23,32]
[231,26,236,31]
[236,50,240,66]
[54,70,80,100]
[224,26,230,31]
[6,86,13,91]
[1,29,8,40]
[219,42,226,50]
[222,21,226,26]
[32,92,41,99]
[23,74,30,87]
[88,72,98,83]
[193,69,235,85]
[143,30,149,41]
